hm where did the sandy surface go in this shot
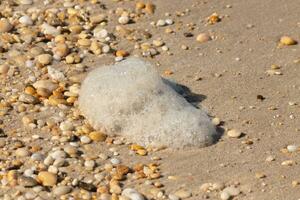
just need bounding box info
[1,0,300,199]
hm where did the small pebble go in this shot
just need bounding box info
[53,186,72,196]
[196,33,212,43]
[227,129,242,138]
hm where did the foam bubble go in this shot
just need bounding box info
[79,57,217,148]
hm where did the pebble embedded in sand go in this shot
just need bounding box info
[15,148,30,157]
[227,129,242,138]
[37,171,57,186]
[280,36,297,45]
[212,117,221,126]
[118,16,130,24]
[174,189,192,199]
[19,16,33,26]
[19,0,33,5]
[287,145,298,152]
[89,131,107,142]
[37,54,53,66]
[53,186,72,196]
[0,18,13,33]
[196,33,212,43]
[0,64,9,75]
[220,187,240,200]
[122,188,145,200]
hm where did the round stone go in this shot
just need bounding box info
[220,191,230,200]
[80,136,91,144]
[51,150,67,159]
[0,64,9,74]
[223,186,240,196]
[0,18,13,33]
[64,146,78,157]
[84,160,95,170]
[227,129,242,138]
[19,16,33,26]
[16,148,31,157]
[37,171,57,186]
[156,19,166,27]
[122,188,145,200]
[37,54,53,65]
[280,36,297,45]
[53,186,72,196]
[89,131,107,142]
[174,189,192,199]
[110,158,120,165]
[118,16,130,24]
[60,121,74,131]
[196,33,212,43]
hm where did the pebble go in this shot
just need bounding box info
[111,158,121,165]
[41,23,61,36]
[227,129,242,138]
[60,121,74,131]
[94,28,108,39]
[64,146,78,157]
[168,194,180,200]
[51,150,67,160]
[18,176,38,187]
[37,54,53,66]
[53,186,72,196]
[174,189,192,199]
[265,155,275,162]
[0,64,9,74]
[280,36,297,45]
[81,136,91,144]
[0,18,13,33]
[196,33,212,43]
[15,148,30,157]
[19,93,38,104]
[156,19,166,27]
[84,160,95,170]
[19,16,33,26]
[118,16,130,24]
[281,160,294,166]
[44,156,54,166]
[19,0,33,5]
[37,171,57,186]
[220,186,240,200]
[53,158,65,167]
[212,118,221,126]
[287,145,298,152]
[122,188,145,200]
[89,131,107,142]
[33,80,58,92]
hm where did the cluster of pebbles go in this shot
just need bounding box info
[0,0,218,199]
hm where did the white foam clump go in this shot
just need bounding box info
[79,57,217,148]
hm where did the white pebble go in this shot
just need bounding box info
[84,160,95,169]
[165,19,174,25]
[110,158,120,165]
[19,16,33,26]
[287,145,298,152]
[122,188,145,200]
[80,136,91,144]
[118,16,130,24]
[156,19,166,27]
